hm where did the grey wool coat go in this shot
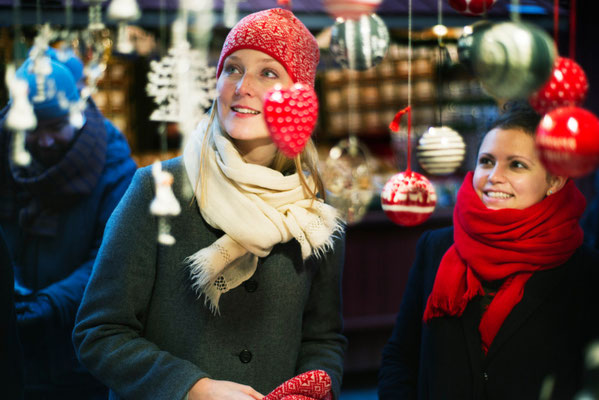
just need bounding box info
[73,157,347,400]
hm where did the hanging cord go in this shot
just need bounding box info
[436,0,443,126]
[569,0,576,59]
[389,106,412,173]
[65,0,72,29]
[36,0,41,27]
[407,0,412,110]
[511,0,520,23]
[13,0,23,64]
[387,0,414,173]
[553,0,559,47]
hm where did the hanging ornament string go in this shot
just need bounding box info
[389,106,412,173]
[65,0,72,29]
[36,0,41,27]
[436,0,444,126]
[569,0,576,60]
[511,0,520,23]
[407,0,412,109]
[553,0,559,47]
[387,0,413,173]
[552,0,577,59]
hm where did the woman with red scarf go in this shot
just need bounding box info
[378,102,599,400]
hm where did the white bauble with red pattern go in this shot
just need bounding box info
[449,0,498,16]
[529,57,589,115]
[536,106,599,177]
[323,0,382,21]
[381,171,437,226]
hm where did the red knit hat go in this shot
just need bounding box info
[216,8,320,87]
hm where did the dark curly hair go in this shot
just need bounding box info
[487,101,542,137]
[475,101,542,158]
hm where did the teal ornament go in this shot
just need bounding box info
[330,13,390,71]
[463,21,556,100]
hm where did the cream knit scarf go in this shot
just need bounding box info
[183,117,343,313]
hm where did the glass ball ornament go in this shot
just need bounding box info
[536,106,599,177]
[323,0,382,21]
[322,137,374,224]
[417,126,466,175]
[449,0,498,16]
[529,57,589,115]
[330,13,390,71]
[457,21,492,75]
[463,21,556,100]
[381,171,437,227]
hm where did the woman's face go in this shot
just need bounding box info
[473,127,558,210]
[216,49,293,145]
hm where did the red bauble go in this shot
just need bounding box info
[264,83,319,159]
[448,0,498,15]
[323,0,382,21]
[529,57,589,115]
[536,106,599,177]
[381,171,437,226]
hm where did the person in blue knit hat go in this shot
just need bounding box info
[0,53,137,399]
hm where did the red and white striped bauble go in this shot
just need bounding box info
[448,0,498,16]
[323,0,382,21]
[381,171,437,226]
[536,106,599,177]
[529,57,589,115]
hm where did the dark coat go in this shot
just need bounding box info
[1,235,24,399]
[0,112,137,395]
[378,226,599,400]
[73,157,347,400]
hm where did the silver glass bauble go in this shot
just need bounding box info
[330,13,390,71]
[322,137,374,224]
[461,21,556,100]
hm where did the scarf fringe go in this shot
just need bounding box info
[185,249,217,298]
[308,217,345,260]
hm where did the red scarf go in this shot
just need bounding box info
[423,172,585,354]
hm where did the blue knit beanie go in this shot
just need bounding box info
[16,57,80,120]
[47,47,84,84]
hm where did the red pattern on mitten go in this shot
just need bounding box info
[280,396,317,400]
[264,370,332,400]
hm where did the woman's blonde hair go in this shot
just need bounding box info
[195,103,325,209]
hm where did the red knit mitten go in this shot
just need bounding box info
[264,370,332,400]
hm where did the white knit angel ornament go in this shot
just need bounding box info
[4,65,36,166]
[146,14,216,136]
[150,161,181,245]
[29,25,54,103]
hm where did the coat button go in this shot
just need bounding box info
[244,280,258,293]
[239,349,252,363]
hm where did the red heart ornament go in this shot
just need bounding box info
[381,171,437,227]
[264,83,319,159]
[529,57,589,115]
[448,0,498,16]
[536,106,599,177]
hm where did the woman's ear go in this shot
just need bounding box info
[547,175,567,196]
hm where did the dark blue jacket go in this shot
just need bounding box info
[379,227,599,400]
[0,112,137,394]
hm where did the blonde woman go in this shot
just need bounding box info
[74,8,346,400]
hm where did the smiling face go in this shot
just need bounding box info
[473,127,565,210]
[25,115,76,166]
[216,49,293,153]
